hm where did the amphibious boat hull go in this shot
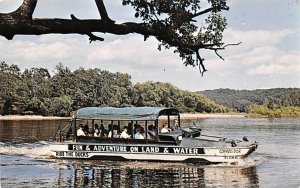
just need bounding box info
[50,142,257,164]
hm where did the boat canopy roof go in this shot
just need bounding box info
[75,107,179,120]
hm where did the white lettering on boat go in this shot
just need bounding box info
[93,145,127,152]
[219,149,241,154]
[130,147,138,153]
[68,144,204,155]
[56,151,89,158]
[141,146,159,153]
[224,156,239,160]
[173,148,198,154]
[74,152,89,158]
[72,145,82,150]
[56,151,65,157]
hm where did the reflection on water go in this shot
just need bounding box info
[1,118,300,187]
[53,160,259,187]
[0,152,260,187]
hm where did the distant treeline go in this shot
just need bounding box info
[200,88,300,114]
[0,62,227,116]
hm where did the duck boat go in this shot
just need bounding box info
[50,107,258,164]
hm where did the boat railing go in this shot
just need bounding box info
[76,136,177,145]
[54,120,73,142]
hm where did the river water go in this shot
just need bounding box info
[0,118,299,187]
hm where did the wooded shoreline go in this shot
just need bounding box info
[1,62,299,118]
[0,113,246,121]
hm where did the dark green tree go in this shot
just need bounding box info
[49,95,72,116]
[0,62,25,114]
[22,67,51,115]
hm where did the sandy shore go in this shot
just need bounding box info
[0,113,245,120]
[0,115,70,121]
[180,113,246,119]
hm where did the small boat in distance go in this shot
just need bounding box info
[50,107,258,164]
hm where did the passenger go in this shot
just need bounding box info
[77,124,86,136]
[148,124,157,139]
[113,131,120,138]
[112,124,120,138]
[83,124,89,135]
[94,128,100,137]
[127,122,133,137]
[171,119,180,131]
[140,126,145,136]
[94,123,99,131]
[120,126,131,139]
[99,124,106,137]
[94,124,100,137]
[88,128,94,137]
[134,127,144,139]
[133,124,138,134]
[107,124,113,138]
[161,123,171,133]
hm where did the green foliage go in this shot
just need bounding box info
[0,61,25,114]
[0,62,226,116]
[122,0,229,67]
[1,62,298,117]
[49,95,72,117]
[249,103,300,118]
[132,81,227,113]
[201,88,300,112]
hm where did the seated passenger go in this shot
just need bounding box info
[148,124,157,139]
[140,126,145,135]
[93,124,100,137]
[161,123,171,133]
[107,124,112,138]
[113,129,120,138]
[127,123,133,137]
[99,124,106,137]
[94,128,100,137]
[133,124,138,134]
[120,126,131,139]
[83,124,89,135]
[77,124,86,136]
[171,119,180,131]
[94,123,99,131]
[134,127,144,139]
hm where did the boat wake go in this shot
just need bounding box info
[0,142,54,159]
[210,155,264,168]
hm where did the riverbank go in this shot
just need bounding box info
[0,113,246,121]
[180,113,246,119]
[0,115,70,121]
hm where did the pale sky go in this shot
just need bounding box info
[0,0,299,91]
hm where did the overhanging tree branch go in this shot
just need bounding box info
[196,51,207,76]
[70,14,104,42]
[0,0,238,74]
[94,0,114,23]
[13,0,37,19]
[192,6,229,18]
